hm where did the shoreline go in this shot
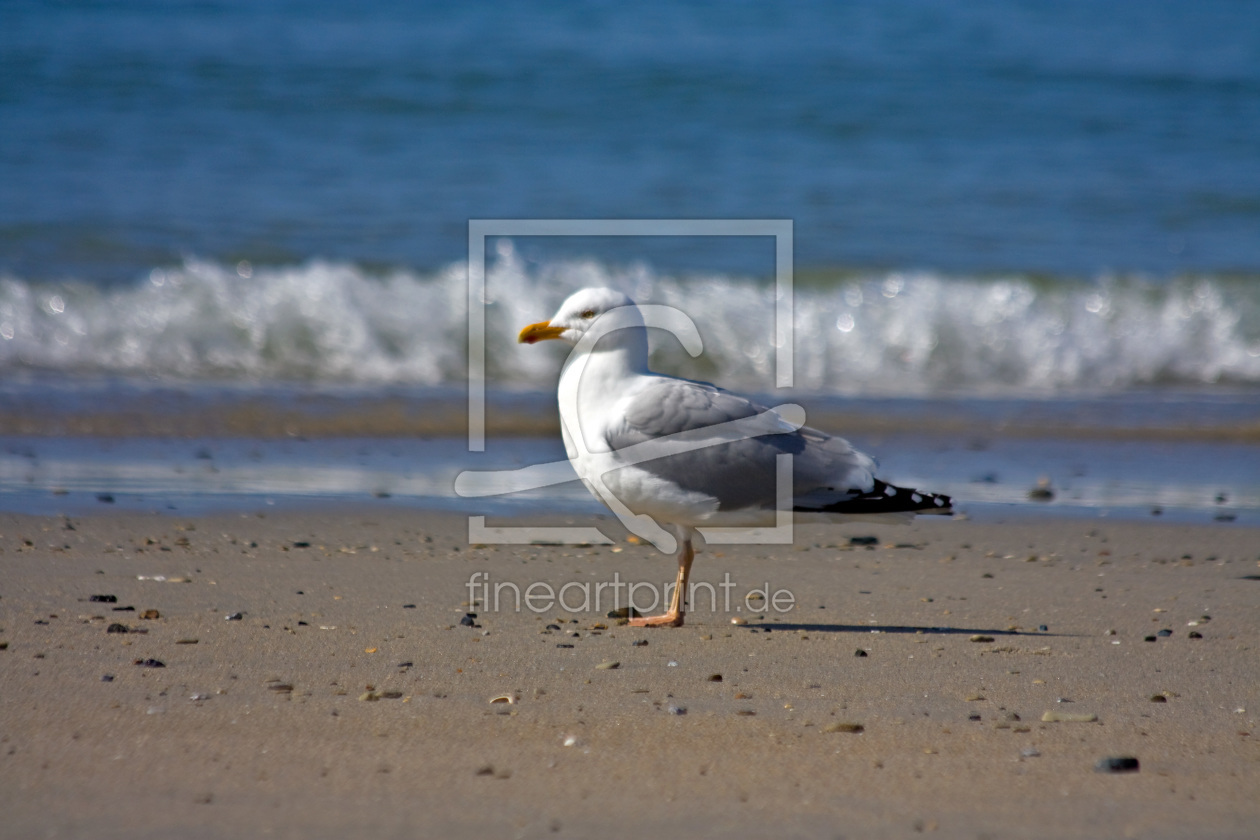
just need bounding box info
[2,509,1257,838]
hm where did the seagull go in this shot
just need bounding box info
[518,287,951,627]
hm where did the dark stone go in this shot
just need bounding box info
[1038,625,1049,632]
[225,612,243,621]
[606,606,642,619]
[106,623,129,634]
[1143,635,1157,642]
[96,494,115,504]
[1157,629,1172,637]
[707,674,723,682]
[292,541,311,548]
[460,615,476,627]
[1188,631,1203,639]
[101,674,114,682]
[848,536,879,546]
[855,649,868,657]
[134,659,166,668]
[1095,756,1140,773]
[556,643,574,649]
[631,639,648,647]
[89,595,118,603]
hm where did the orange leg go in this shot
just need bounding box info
[629,534,694,628]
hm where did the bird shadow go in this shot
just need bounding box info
[737,622,1067,638]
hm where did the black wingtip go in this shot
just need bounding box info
[795,480,952,516]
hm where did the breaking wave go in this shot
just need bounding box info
[2,248,1259,395]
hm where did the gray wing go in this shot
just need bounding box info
[604,377,877,512]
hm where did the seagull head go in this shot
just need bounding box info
[518,287,638,346]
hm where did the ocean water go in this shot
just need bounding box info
[2,1,1259,520]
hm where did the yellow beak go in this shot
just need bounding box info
[518,320,567,344]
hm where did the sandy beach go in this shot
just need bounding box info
[2,508,1257,839]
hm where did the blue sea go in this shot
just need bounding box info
[2,0,1259,521]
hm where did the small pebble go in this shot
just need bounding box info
[1188,631,1203,639]
[969,635,995,643]
[140,609,160,620]
[606,607,641,619]
[101,674,114,682]
[707,673,723,682]
[460,615,476,627]
[1143,635,1157,642]
[89,595,118,603]
[730,617,747,626]
[134,658,166,668]
[555,643,574,649]
[667,704,687,715]
[1150,694,1168,703]
[631,639,648,647]
[667,660,678,667]
[1095,756,1140,773]
[595,661,620,670]
[225,612,243,621]
[824,722,864,733]
[854,649,868,657]
[1041,711,1097,723]
[1020,748,1040,758]
[106,623,129,634]
[1038,624,1048,632]
[1156,629,1172,637]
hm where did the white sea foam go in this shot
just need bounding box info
[2,252,1258,394]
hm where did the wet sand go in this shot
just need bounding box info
[1,510,1257,839]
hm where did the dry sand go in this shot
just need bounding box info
[1,509,1257,839]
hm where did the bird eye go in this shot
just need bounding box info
[580,309,596,319]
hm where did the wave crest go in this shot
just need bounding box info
[2,254,1258,394]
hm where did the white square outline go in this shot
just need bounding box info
[466,219,794,546]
